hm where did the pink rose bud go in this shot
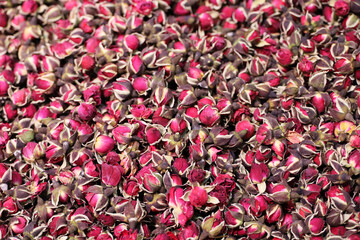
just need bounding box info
[94,135,115,154]
[265,204,282,224]
[78,103,96,121]
[113,125,132,144]
[189,186,208,208]
[233,7,247,22]
[23,142,44,163]
[201,210,225,238]
[12,88,30,106]
[145,126,162,145]
[1,70,15,84]
[250,162,269,184]
[246,222,266,239]
[298,57,314,77]
[135,1,155,15]
[224,203,245,228]
[132,77,149,93]
[178,221,199,240]
[80,55,95,70]
[9,216,27,234]
[174,0,191,15]
[170,118,187,134]
[308,217,325,235]
[22,0,38,14]
[235,120,255,139]
[268,184,291,203]
[143,171,162,193]
[4,103,18,120]
[335,0,350,16]
[124,34,140,51]
[187,67,204,84]
[102,163,123,186]
[123,179,140,197]
[300,39,315,53]
[0,78,9,96]
[199,12,214,31]
[199,106,220,127]
[173,157,189,175]
[188,168,207,183]
[3,197,17,213]
[350,135,360,148]
[276,48,293,66]
[128,55,144,75]
[348,150,360,174]
[334,57,353,74]
[98,63,118,81]
[0,10,7,27]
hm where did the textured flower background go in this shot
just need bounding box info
[0,0,360,239]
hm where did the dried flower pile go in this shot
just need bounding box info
[0,0,360,239]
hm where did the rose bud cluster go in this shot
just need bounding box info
[1,0,360,239]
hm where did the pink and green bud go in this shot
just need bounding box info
[188,186,208,208]
[348,150,360,175]
[224,203,245,228]
[124,34,140,51]
[276,48,294,66]
[335,0,350,16]
[308,217,325,235]
[201,210,225,238]
[78,103,96,121]
[9,216,28,234]
[94,135,115,155]
[102,163,123,186]
[199,105,220,127]
[143,171,163,193]
[235,120,255,139]
[265,204,282,224]
[249,162,269,184]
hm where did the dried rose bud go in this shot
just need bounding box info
[98,63,118,81]
[124,34,140,51]
[298,57,314,77]
[102,163,123,186]
[300,39,315,53]
[143,171,162,193]
[335,0,350,16]
[199,13,214,31]
[94,135,115,155]
[233,7,247,22]
[265,204,282,224]
[188,186,208,208]
[276,48,294,66]
[250,162,269,185]
[80,55,95,70]
[22,0,38,14]
[9,216,27,234]
[132,77,149,94]
[199,106,220,127]
[224,203,245,228]
[334,57,353,74]
[0,78,9,96]
[348,150,360,174]
[78,103,96,121]
[145,126,163,145]
[23,142,44,163]
[308,217,325,235]
[128,55,144,75]
[201,210,225,238]
[178,221,199,240]
[12,88,30,106]
[235,120,255,139]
